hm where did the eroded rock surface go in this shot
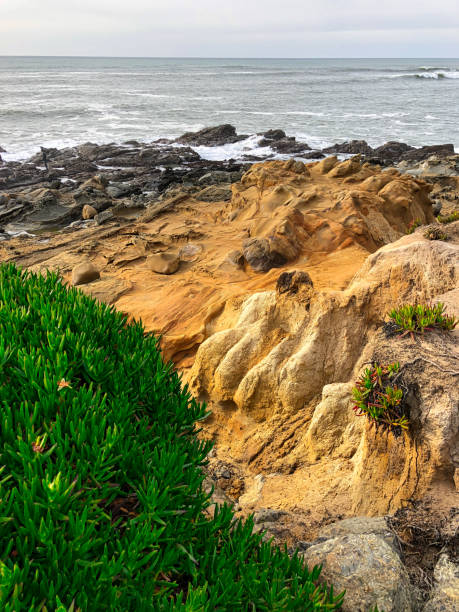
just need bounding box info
[1,150,458,610]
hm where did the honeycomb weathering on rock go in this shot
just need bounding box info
[1,157,456,524]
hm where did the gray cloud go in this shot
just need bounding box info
[0,0,458,56]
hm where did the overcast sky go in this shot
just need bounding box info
[1,0,458,57]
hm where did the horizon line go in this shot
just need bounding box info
[1,55,458,60]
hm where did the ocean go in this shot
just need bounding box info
[1,56,458,161]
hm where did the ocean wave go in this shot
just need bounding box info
[388,71,459,80]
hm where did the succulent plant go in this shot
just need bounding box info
[352,362,409,433]
[0,263,343,611]
[388,303,457,337]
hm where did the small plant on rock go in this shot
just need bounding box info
[437,210,459,224]
[423,226,447,241]
[407,219,422,234]
[352,362,409,433]
[389,303,457,337]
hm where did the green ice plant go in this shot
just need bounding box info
[389,302,457,337]
[0,263,343,611]
[352,362,409,432]
[437,210,459,224]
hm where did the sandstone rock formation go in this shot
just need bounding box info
[1,153,457,610]
[71,262,100,286]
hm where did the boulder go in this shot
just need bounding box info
[95,210,114,225]
[196,184,232,202]
[260,129,287,142]
[226,250,245,268]
[371,141,415,165]
[301,534,413,611]
[276,270,313,295]
[322,140,374,157]
[423,554,459,612]
[71,262,100,286]
[147,252,180,275]
[82,205,97,220]
[175,124,246,147]
[400,144,455,163]
[270,137,311,155]
[242,237,287,272]
[317,517,399,552]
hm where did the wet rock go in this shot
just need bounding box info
[370,141,415,165]
[242,237,287,272]
[276,270,313,295]
[323,140,374,157]
[71,262,100,286]
[400,144,455,163]
[423,554,459,612]
[147,252,180,275]
[301,534,413,611]
[198,171,236,185]
[106,182,140,198]
[0,146,6,153]
[269,137,311,155]
[176,124,247,147]
[82,205,97,220]
[260,129,287,142]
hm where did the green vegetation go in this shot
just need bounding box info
[406,219,422,234]
[389,303,457,336]
[423,227,447,241]
[352,362,408,433]
[0,263,343,611]
[437,210,459,224]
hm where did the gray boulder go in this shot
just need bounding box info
[301,534,413,612]
[317,516,399,553]
[423,554,459,611]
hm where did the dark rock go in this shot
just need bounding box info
[95,210,114,225]
[276,270,313,294]
[242,237,287,272]
[226,250,245,267]
[370,141,415,165]
[0,146,6,153]
[400,144,455,163]
[260,129,286,141]
[323,140,374,156]
[175,124,247,147]
[196,184,232,202]
[198,171,236,185]
[259,134,311,155]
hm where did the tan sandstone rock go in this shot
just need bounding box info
[82,204,97,220]
[71,262,100,286]
[146,252,180,275]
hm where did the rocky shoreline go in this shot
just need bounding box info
[0,124,457,238]
[0,126,458,611]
